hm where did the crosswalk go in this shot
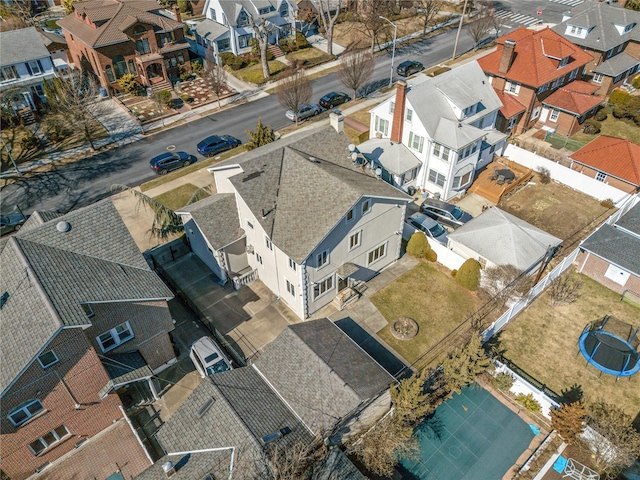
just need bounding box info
[548,0,583,7]
[493,10,540,27]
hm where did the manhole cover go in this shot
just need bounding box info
[391,317,418,340]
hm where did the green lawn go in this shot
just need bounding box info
[499,270,640,417]
[571,116,640,146]
[545,133,589,152]
[153,183,208,211]
[233,60,288,85]
[373,262,483,366]
[285,47,335,69]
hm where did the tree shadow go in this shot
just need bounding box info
[561,384,584,404]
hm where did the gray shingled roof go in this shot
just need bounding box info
[581,223,640,276]
[616,202,640,236]
[20,211,64,233]
[0,27,51,66]
[551,2,640,52]
[177,193,244,250]
[228,127,410,263]
[593,52,640,76]
[134,451,233,480]
[98,351,153,398]
[357,138,421,175]
[194,18,230,42]
[0,199,172,394]
[254,318,394,434]
[217,0,292,28]
[448,207,562,270]
[406,61,502,150]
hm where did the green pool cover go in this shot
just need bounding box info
[400,385,535,480]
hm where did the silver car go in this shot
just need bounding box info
[402,212,449,246]
[420,198,473,229]
[189,336,232,377]
[285,103,321,122]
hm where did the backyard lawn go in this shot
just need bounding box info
[498,173,611,241]
[153,183,209,211]
[373,262,483,366]
[498,270,640,418]
[572,115,640,146]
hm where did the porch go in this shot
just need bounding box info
[468,157,534,204]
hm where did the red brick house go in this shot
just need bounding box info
[478,27,594,136]
[570,135,640,194]
[58,0,191,94]
[538,81,603,136]
[0,199,175,480]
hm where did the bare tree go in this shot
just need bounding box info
[357,2,397,53]
[1,2,38,30]
[338,49,374,99]
[315,0,342,57]
[481,265,532,307]
[466,0,493,50]
[204,47,227,110]
[414,0,443,35]
[247,12,271,80]
[276,68,312,125]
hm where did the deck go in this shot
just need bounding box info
[469,157,534,204]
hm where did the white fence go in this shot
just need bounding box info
[502,144,628,205]
[427,238,467,270]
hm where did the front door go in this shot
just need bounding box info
[338,276,349,292]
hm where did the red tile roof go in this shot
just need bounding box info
[478,27,594,88]
[543,81,603,114]
[570,136,640,186]
[494,88,527,118]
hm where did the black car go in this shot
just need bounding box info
[420,198,473,229]
[197,135,241,157]
[150,151,194,175]
[318,92,351,110]
[397,60,424,77]
[0,212,29,236]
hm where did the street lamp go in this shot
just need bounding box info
[379,16,397,88]
[452,0,470,60]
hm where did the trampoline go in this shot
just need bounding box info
[578,316,640,378]
[399,386,535,480]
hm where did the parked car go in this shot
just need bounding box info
[189,336,232,378]
[0,212,29,236]
[318,92,351,110]
[285,103,322,122]
[402,212,448,246]
[397,60,424,77]
[196,134,241,157]
[420,198,473,229]
[150,151,194,175]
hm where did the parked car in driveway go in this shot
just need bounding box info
[420,198,473,229]
[318,92,351,109]
[150,151,194,175]
[402,212,448,246]
[397,60,424,77]
[0,212,29,236]
[189,336,232,378]
[285,103,321,122]
[196,134,241,157]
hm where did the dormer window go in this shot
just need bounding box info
[623,23,635,34]
[569,25,583,36]
[559,57,569,68]
[463,104,477,117]
[132,25,146,35]
[280,2,289,16]
[258,6,272,15]
[237,10,249,26]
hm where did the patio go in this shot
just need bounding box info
[469,157,534,204]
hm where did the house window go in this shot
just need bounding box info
[8,400,44,426]
[453,170,473,189]
[177,53,185,65]
[367,242,387,266]
[97,321,134,352]
[247,220,254,229]
[569,69,578,81]
[349,230,361,250]
[505,81,520,95]
[135,38,151,55]
[531,106,541,119]
[361,199,371,215]
[442,146,450,162]
[317,250,329,268]
[217,38,230,52]
[538,82,549,93]
[433,143,441,157]
[29,426,69,456]
[428,169,446,187]
[596,171,606,182]
[132,25,146,35]
[258,6,271,15]
[313,275,334,300]
[105,65,115,83]
[158,32,174,47]
[38,350,58,369]
[552,76,564,89]
[128,59,136,75]
[288,258,296,271]
[604,264,630,286]
[559,57,569,68]
[403,167,418,184]
[389,101,395,114]
[265,237,273,250]
[27,60,43,75]
[210,8,217,21]
[549,109,560,122]
[406,109,413,122]
[285,279,295,297]
[346,208,354,223]
[81,304,94,318]
[238,34,252,49]
[507,116,518,130]
[0,65,19,81]
[374,116,389,136]
[280,2,289,16]
[237,10,249,27]
[408,132,424,153]
[256,253,263,265]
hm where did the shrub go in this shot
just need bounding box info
[180,93,192,102]
[609,89,630,106]
[594,109,608,122]
[266,50,275,61]
[118,73,138,94]
[551,401,586,444]
[296,31,310,49]
[425,249,437,263]
[600,198,614,208]
[451,269,457,278]
[632,74,640,90]
[154,90,172,106]
[177,0,190,13]
[492,372,514,391]
[219,52,245,70]
[536,166,551,184]
[43,116,72,142]
[406,232,431,258]
[612,105,627,118]
[21,130,40,150]
[516,393,542,413]
[549,273,582,307]
[191,59,203,77]
[455,259,481,291]
[582,119,601,134]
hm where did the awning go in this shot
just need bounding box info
[98,351,153,399]
[337,262,359,278]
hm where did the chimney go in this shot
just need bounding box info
[173,5,182,23]
[498,39,516,74]
[162,461,176,478]
[329,112,344,133]
[390,80,407,143]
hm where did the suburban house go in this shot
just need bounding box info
[447,207,562,272]
[537,81,603,136]
[578,200,640,295]
[0,199,176,480]
[0,27,57,117]
[478,27,594,136]
[569,135,640,194]
[58,0,191,94]
[552,1,640,96]
[178,118,411,320]
[364,61,506,200]
[192,0,297,58]
[135,318,385,479]
[39,30,70,66]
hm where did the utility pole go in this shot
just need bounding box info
[0,136,22,177]
[452,0,470,60]
[379,16,398,88]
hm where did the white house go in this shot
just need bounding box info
[178,115,410,319]
[192,0,297,58]
[0,27,57,114]
[364,61,507,200]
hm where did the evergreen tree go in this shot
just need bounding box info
[442,335,491,394]
[551,401,586,444]
[406,232,431,259]
[42,79,57,111]
[456,258,481,291]
[245,118,275,151]
[390,369,433,426]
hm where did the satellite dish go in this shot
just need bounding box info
[351,152,358,161]
[348,144,356,152]
[375,168,382,176]
[56,221,71,233]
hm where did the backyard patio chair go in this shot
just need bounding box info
[497,175,505,185]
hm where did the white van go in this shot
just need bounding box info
[189,337,232,378]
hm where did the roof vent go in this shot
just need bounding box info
[162,461,176,477]
[196,397,215,419]
[56,221,71,233]
[261,426,292,445]
[0,292,9,309]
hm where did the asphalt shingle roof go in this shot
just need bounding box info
[570,136,640,186]
[616,202,640,236]
[448,207,562,270]
[542,81,602,115]
[254,318,393,434]
[134,451,233,480]
[593,52,640,76]
[581,222,640,276]
[177,193,243,250]
[0,27,51,65]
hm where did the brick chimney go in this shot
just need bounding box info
[390,80,407,143]
[173,5,182,23]
[498,39,516,74]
